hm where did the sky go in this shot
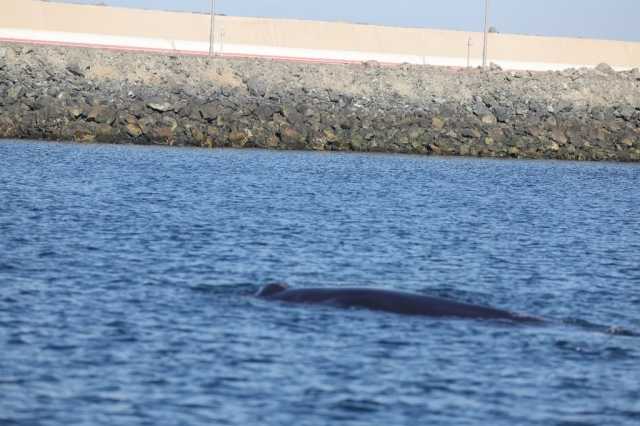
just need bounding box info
[60,0,640,42]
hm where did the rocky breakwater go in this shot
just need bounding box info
[1,43,640,161]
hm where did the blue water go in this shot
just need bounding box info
[1,139,639,426]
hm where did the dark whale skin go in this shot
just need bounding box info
[256,284,542,323]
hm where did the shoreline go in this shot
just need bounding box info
[1,43,639,162]
[4,139,640,168]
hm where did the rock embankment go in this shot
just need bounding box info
[1,43,639,161]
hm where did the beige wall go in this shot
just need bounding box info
[2,0,211,40]
[2,0,640,70]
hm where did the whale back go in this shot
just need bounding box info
[257,285,543,322]
[256,283,289,298]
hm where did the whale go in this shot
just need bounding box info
[256,283,543,323]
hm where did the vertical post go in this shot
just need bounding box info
[209,0,216,56]
[467,37,472,68]
[482,0,490,68]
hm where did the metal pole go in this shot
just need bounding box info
[209,0,216,56]
[467,37,472,68]
[482,0,490,68]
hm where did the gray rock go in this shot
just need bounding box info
[246,78,268,97]
[515,104,529,116]
[199,104,220,121]
[481,114,497,125]
[147,101,173,113]
[595,63,615,74]
[67,106,85,119]
[86,106,116,124]
[550,129,568,144]
[280,126,306,148]
[66,63,85,77]
[7,85,24,101]
[138,116,156,135]
[615,106,636,121]
[472,100,491,117]
[161,116,178,131]
[461,128,482,139]
[0,42,638,162]
[494,106,513,123]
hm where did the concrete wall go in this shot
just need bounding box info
[2,0,640,71]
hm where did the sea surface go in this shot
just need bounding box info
[1,139,639,426]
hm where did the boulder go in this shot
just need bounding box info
[152,127,175,143]
[87,106,116,124]
[161,116,179,131]
[67,106,85,119]
[199,104,220,121]
[280,126,306,148]
[481,114,497,125]
[7,85,24,101]
[126,122,143,138]
[138,116,156,135]
[550,129,568,145]
[1,42,639,162]
[615,106,636,121]
[595,63,615,74]
[431,116,445,130]
[461,128,482,139]
[246,78,268,97]
[66,63,85,77]
[309,137,327,151]
[73,129,95,143]
[147,101,173,113]
[229,129,251,147]
[322,128,338,142]
[255,104,277,121]
[95,123,114,140]
[621,138,634,148]
[494,106,513,123]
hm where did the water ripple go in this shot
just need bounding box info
[1,140,639,426]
